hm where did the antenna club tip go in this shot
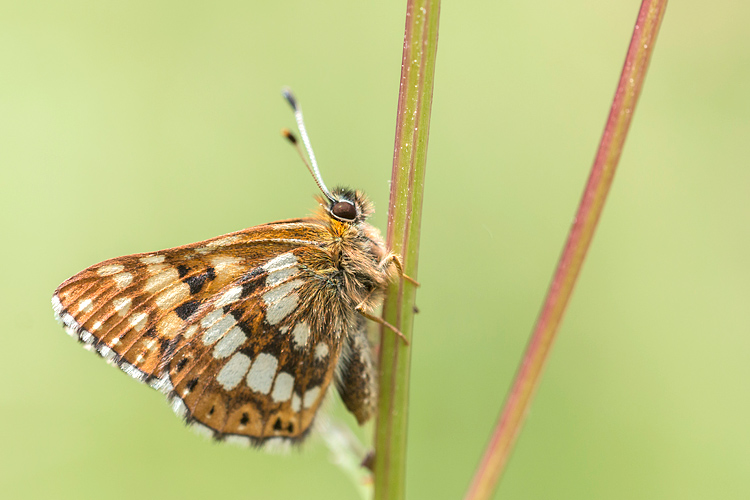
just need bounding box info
[281,87,298,110]
[281,128,298,144]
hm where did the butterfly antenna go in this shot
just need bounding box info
[281,128,317,184]
[281,87,336,203]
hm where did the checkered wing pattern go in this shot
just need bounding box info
[52,221,349,447]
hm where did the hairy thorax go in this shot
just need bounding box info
[294,208,394,339]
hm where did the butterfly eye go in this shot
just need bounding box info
[331,201,357,221]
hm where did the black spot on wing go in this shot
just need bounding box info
[160,336,181,362]
[175,357,189,373]
[242,280,262,298]
[184,267,216,294]
[177,265,190,278]
[240,267,266,297]
[306,368,327,389]
[175,300,200,320]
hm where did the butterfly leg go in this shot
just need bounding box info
[335,316,377,424]
[356,307,409,345]
[355,287,410,346]
[379,254,420,287]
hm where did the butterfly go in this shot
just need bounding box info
[52,89,412,450]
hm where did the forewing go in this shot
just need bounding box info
[52,221,321,378]
[53,252,253,381]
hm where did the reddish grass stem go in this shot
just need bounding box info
[463,2,668,499]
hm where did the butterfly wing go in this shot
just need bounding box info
[53,221,352,446]
[163,250,345,446]
[335,315,378,425]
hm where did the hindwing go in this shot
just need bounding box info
[52,221,358,447]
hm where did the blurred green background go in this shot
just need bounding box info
[2,1,749,499]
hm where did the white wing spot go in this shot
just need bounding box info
[113,272,133,289]
[262,437,291,454]
[262,279,303,304]
[146,263,167,273]
[184,324,199,339]
[224,435,251,447]
[212,326,247,359]
[99,345,114,361]
[266,294,298,325]
[140,255,165,264]
[77,298,93,313]
[262,279,303,325]
[92,321,102,332]
[121,361,146,381]
[201,309,224,328]
[263,253,298,273]
[216,352,252,390]
[113,296,132,316]
[51,295,62,315]
[144,267,179,294]
[80,330,93,344]
[129,312,148,332]
[149,375,173,396]
[271,372,295,403]
[263,253,300,287]
[215,286,243,307]
[291,393,302,412]
[209,255,245,282]
[303,386,321,409]
[314,342,329,361]
[61,311,79,331]
[209,255,243,267]
[266,266,299,287]
[171,397,188,419]
[202,314,237,345]
[97,264,124,276]
[246,353,278,394]
[291,322,310,349]
[155,282,190,310]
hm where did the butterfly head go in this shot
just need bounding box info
[282,90,374,227]
[323,187,374,225]
[281,89,376,230]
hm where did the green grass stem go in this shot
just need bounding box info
[372,1,440,499]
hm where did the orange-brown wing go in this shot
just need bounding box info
[53,221,311,374]
[163,250,345,447]
[52,221,343,447]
